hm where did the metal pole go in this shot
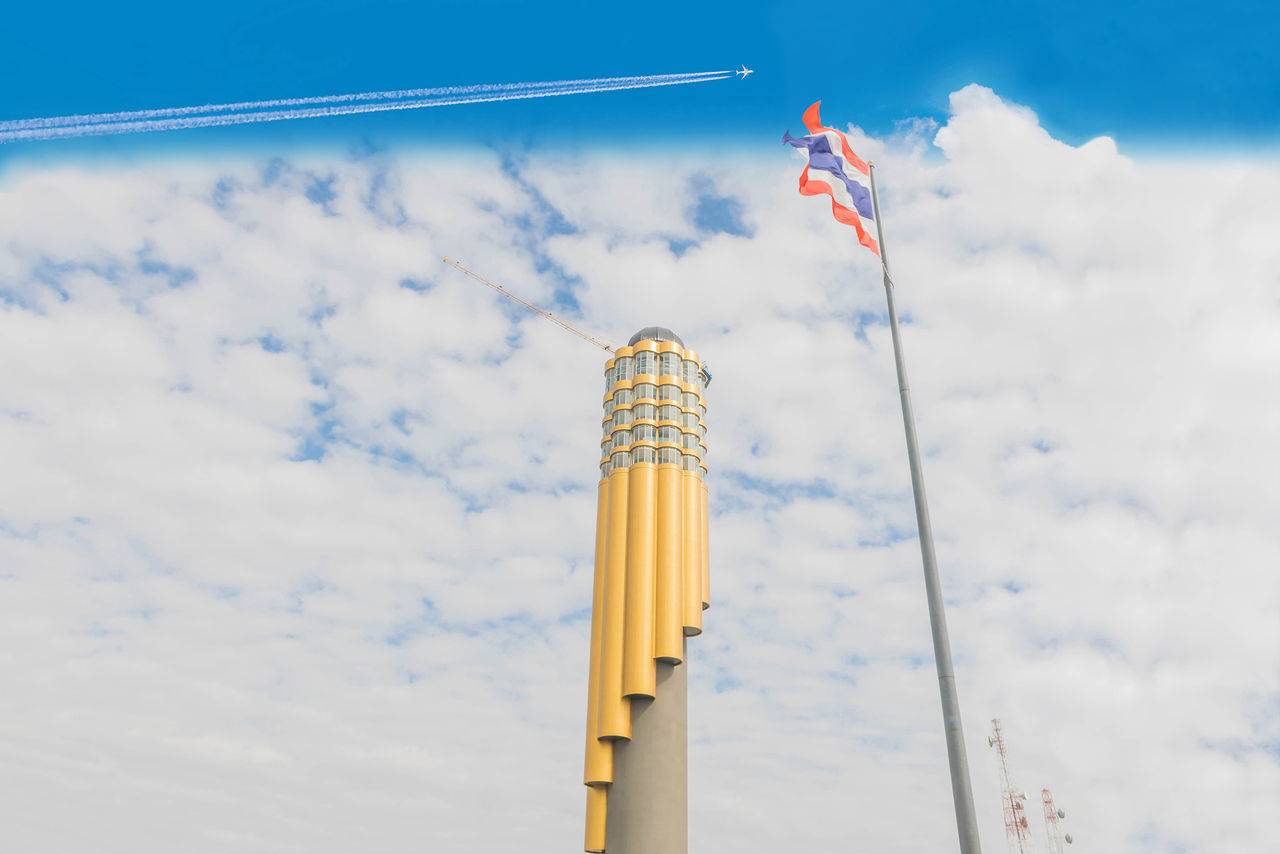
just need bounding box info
[867,161,982,854]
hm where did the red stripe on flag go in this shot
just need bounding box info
[798,166,880,256]
[802,101,871,177]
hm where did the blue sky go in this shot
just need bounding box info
[3,0,1278,161]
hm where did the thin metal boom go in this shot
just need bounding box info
[442,256,614,352]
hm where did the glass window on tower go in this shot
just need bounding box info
[634,383,657,401]
[633,424,656,442]
[616,356,634,381]
[612,450,630,468]
[605,366,617,390]
[659,384,680,401]
[682,359,697,383]
[612,430,631,449]
[658,404,680,423]
[658,352,679,377]
[657,426,680,444]
[614,388,633,407]
[634,351,656,376]
[682,392,698,410]
[632,446,656,464]
[613,409,632,428]
[633,403,656,421]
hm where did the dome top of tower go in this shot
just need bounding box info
[627,326,684,347]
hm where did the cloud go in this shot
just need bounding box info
[1,86,1277,853]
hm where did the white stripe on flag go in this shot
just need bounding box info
[802,171,876,233]
[817,130,870,176]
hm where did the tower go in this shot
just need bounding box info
[582,328,710,854]
[1041,788,1073,853]
[989,719,1034,854]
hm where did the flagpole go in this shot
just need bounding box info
[867,161,982,854]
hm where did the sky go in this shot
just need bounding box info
[2,2,1279,853]
[4,0,1280,155]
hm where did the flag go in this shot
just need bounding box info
[783,102,879,256]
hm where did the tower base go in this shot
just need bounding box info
[605,642,688,854]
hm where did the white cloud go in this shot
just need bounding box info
[1,85,1277,853]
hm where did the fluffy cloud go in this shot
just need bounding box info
[1,85,1276,853]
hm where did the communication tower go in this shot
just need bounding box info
[1041,788,1073,854]
[989,718,1034,854]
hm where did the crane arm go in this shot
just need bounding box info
[442,257,614,353]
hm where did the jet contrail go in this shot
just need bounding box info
[0,71,737,143]
[0,71,732,132]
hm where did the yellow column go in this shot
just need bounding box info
[681,469,702,636]
[585,784,607,853]
[653,462,684,663]
[584,477,613,785]
[621,461,657,698]
[597,467,631,740]
[700,479,710,611]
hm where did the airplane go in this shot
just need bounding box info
[736,65,754,79]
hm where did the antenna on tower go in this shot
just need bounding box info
[442,257,615,353]
[989,718,1035,854]
[1041,788,1073,853]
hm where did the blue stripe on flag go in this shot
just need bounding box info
[783,132,874,221]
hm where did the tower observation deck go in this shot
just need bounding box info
[582,328,710,854]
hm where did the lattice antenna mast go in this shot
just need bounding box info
[1041,788,1073,854]
[989,719,1035,854]
[442,257,614,353]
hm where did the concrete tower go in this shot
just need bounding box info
[583,328,710,854]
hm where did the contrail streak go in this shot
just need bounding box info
[0,71,735,143]
[1,71,732,131]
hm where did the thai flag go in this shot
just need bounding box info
[783,102,879,256]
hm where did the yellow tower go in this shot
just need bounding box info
[583,327,709,854]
